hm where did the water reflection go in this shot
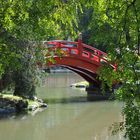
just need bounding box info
[44,96,87,104]
[0,73,126,140]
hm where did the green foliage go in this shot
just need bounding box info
[123,101,140,140]
[0,0,139,138]
[78,0,140,139]
[0,42,21,78]
[0,0,85,98]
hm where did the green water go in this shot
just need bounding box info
[0,73,126,140]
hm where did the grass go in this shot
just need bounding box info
[0,93,23,100]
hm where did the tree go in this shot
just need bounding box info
[0,0,83,98]
[0,0,139,138]
[83,0,140,139]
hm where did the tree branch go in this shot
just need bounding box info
[132,1,140,55]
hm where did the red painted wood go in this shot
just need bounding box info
[45,40,116,85]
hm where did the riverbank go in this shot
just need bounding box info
[0,94,47,117]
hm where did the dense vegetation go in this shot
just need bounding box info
[0,0,139,139]
[82,1,140,139]
[0,0,80,98]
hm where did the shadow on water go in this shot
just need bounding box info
[0,110,28,120]
[44,96,113,104]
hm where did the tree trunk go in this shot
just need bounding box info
[14,70,36,99]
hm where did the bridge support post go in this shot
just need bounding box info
[78,32,83,56]
[86,83,113,101]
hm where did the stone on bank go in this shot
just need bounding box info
[0,94,47,116]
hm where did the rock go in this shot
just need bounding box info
[28,104,38,111]
[15,100,28,112]
[0,97,28,114]
[0,95,47,117]
[0,108,16,114]
[33,96,44,103]
[37,98,44,103]
[39,103,48,108]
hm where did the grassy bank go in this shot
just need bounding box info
[0,94,47,116]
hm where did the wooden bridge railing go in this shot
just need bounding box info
[44,40,117,70]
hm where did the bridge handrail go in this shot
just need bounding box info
[46,40,106,53]
[46,40,106,57]
[82,43,107,56]
[46,40,106,56]
[45,40,116,70]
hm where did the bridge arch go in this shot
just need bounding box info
[45,40,116,86]
[50,65,99,86]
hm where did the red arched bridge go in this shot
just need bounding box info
[44,39,117,87]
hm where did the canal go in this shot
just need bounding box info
[0,73,126,140]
